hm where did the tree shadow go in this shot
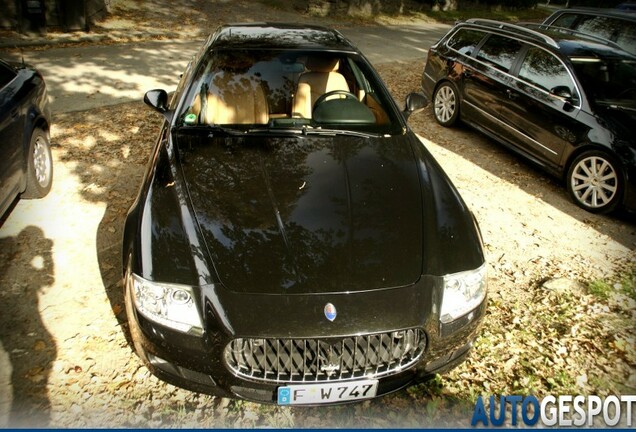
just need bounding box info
[52,101,162,344]
[0,226,56,427]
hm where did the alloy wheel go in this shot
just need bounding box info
[434,85,457,124]
[570,155,618,210]
[33,134,52,188]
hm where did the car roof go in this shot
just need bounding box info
[546,7,636,21]
[457,19,636,60]
[210,23,358,52]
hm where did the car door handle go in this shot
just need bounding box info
[506,89,519,100]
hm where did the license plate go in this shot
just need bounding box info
[277,379,378,405]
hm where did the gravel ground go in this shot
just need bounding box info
[0,1,634,428]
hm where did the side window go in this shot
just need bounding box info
[518,48,579,103]
[575,16,616,42]
[613,20,636,55]
[475,35,523,72]
[0,63,17,89]
[551,13,578,29]
[446,29,486,56]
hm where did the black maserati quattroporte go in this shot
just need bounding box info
[122,23,487,405]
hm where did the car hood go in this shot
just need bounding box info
[175,130,424,295]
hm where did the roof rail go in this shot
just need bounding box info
[522,23,623,50]
[464,18,560,49]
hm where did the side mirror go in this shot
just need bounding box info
[550,86,572,100]
[403,92,429,119]
[144,89,174,122]
[550,86,577,112]
[144,89,169,112]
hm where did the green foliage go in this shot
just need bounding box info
[588,264,636,301]
[588,280,613,300]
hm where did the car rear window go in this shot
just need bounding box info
[446,29,485,56]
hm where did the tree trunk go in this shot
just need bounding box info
[442,0,458,11]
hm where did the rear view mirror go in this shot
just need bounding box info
[403,92,429,119]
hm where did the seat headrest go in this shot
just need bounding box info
[305,57,340,73]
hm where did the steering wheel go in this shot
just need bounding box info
[313,90,357,110]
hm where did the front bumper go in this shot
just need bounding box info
[124,277,486,404]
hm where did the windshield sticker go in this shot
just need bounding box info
[185,113,197,124]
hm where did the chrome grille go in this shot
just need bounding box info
[224,329,426,383]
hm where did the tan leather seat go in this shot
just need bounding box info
[292,57,350,119]
[191,72,269,124]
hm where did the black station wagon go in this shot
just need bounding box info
[122,23,487,405]
[422,19,636,214]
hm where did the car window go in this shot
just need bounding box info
[447,29,486,56]
[0,63,17,89]
[572,56,636,105]
[613,22,636,55]
[568,15,636,55]
[475,35,523,72]
[178,49,401,134]
[551,13,578,28]
[518,47,579,104]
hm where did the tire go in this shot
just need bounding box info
[566,150,623,214]
[23,127,53,199]
[433,81,460,126]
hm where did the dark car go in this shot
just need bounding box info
[122,23,487,405]
[617,2,636,12]
[0,58,52,217]
[541,7,636,55]
[422,19,636,214]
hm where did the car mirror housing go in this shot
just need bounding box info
[550,85,574,100]
[144,89,173,122]
[403,92,429,119]
[550,86,578,111]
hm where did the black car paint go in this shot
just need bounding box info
[0,59,50,217]
[541,8,636,55]
[123,23,486,403]
[422,23,636,213]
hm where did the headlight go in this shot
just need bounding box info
[130,273,203,335]
[440,264,487,324]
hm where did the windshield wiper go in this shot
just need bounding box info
[177,124,249,135]
[300,126,383,139]
[597,101,636,113]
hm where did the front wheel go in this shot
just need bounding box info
[433,82,460,127]
[566,150,623,214]
[23,127,53,199]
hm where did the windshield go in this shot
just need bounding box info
[572,56,636,107]
[176,49,402,135]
